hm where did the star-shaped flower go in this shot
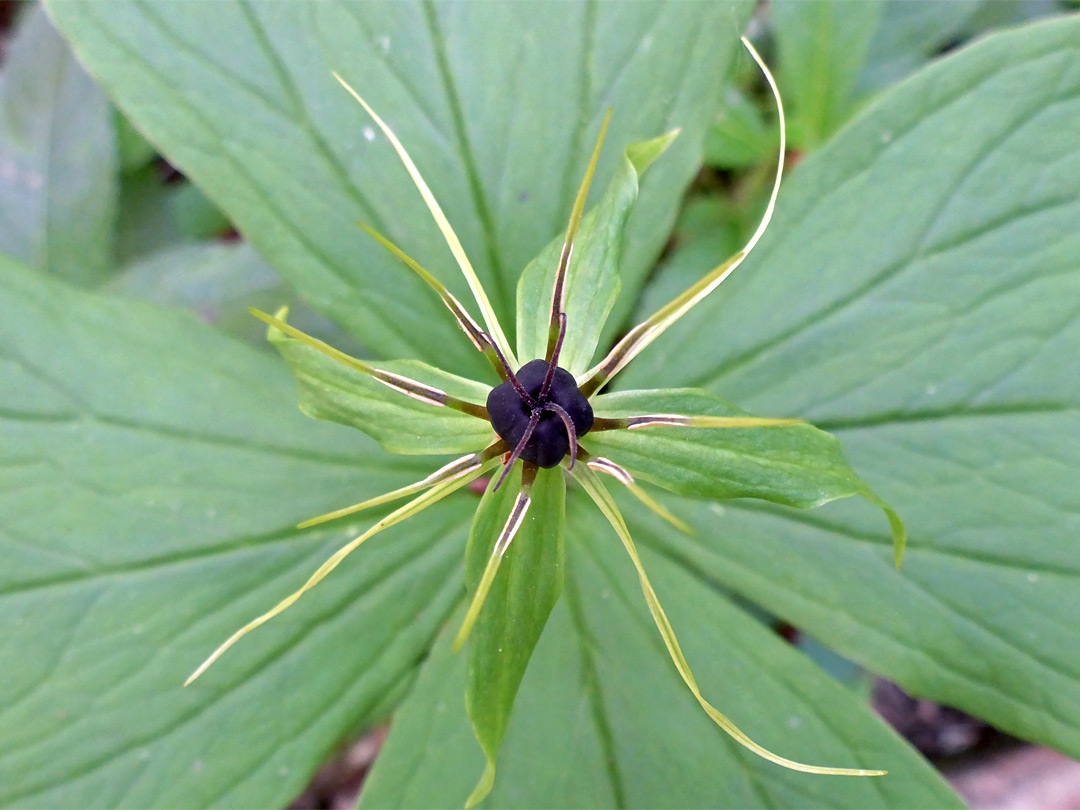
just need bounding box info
[185,38,904,806]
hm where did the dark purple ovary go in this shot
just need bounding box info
[486,359,593,468]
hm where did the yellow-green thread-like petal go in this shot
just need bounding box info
[579,36,786,396]
[453,482,533,652]
[571,463,886,777]
[332,72,516,367]
[297,445,503,529]
[545,109,611,361]
[185,458,497,686]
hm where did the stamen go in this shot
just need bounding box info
[625,414,805,430]
[371,370,488,419]
[493,409,541,492]
[587,417,630,432]
[539,313,567,399]
[545,110,611,362]
[332,73,516,366]
[251,308,490,419]
[372,371,447,407]
[542,400,578,469]
[357,223,506,379]
[482,331,534,406]
[585,455,693,535]
[453,464,537,652]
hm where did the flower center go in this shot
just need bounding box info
[486,359,594,468]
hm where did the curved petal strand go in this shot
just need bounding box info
[185,458,497,685]
[570,463,886,777]
[332,73,515,365]
[453,466,536,652]
[579,37,785,396]
[298,441,506,529]
[251,308,489,419]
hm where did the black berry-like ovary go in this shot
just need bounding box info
[486,359,593,468]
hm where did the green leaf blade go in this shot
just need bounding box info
[45,0,753,374]
[587,389,881,509]
[772,0,885,149]
[464,465,566,805]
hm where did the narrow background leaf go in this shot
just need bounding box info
[0,5,116,284]
[772,0,885,149]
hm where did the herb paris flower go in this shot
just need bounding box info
[185,38,905,806]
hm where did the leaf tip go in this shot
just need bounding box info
[464,759,496,809]
[890,509,907,569]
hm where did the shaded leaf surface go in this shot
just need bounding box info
[0,5,116,284]
[0,258,474,807]
[46,0,752,375]
[623,16,1080,760]
[360,497,961,809]
[109,240,360,350]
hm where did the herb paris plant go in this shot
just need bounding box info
[184,38,905,806]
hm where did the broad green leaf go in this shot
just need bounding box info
[462,466,565,806]
[587,389,896,516]
[108,240,354,350]
[623,16,1080,760]
[46,0,753,375]
[360,497,961,809]
[772,0,884,150]
[855,0,983,94]
[268,314,495,455]
[515,132,677,374]
[0,5,116,284]
[0,256,481,807]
